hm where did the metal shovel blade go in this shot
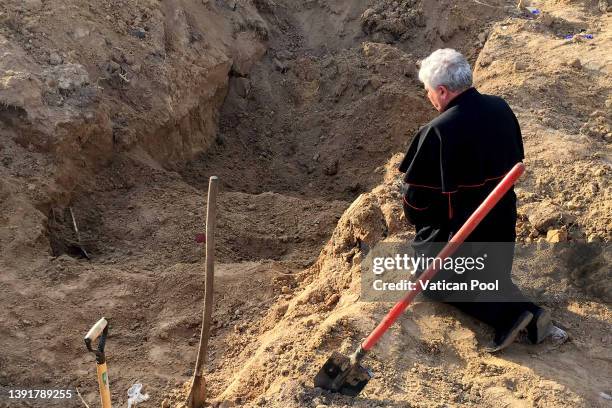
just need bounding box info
[313,351,372,396]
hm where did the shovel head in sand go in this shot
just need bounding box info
[314,163,526,397]
[314,351,372,396]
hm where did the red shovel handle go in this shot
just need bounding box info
[361,162,525,351]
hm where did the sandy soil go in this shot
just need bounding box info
[0,0,610,407]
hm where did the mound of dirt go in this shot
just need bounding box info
[473,3,612,243]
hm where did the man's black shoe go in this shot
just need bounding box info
[485,311,534,353]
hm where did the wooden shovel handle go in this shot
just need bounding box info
[194,176,218,374]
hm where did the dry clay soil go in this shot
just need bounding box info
[0,0,611,407]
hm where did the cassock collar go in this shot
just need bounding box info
[443,87,479,111]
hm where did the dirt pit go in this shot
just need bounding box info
[0,0,611,407]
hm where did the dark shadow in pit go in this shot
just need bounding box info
[47,206,94,259]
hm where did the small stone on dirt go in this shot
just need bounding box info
[479,55,492,67]
[546,229,567,243]
[514,61,528,72]
[324,159,338,176]
[570,58,582,69]
[73,27,90,39]
[325,293,340,308]
[524,200,563,232]
[123,53,135,65]
[44,63,90,92]
[49,52,62,65]
[108,60,120,73]
[130,27,146,39]
[539,13,554,27]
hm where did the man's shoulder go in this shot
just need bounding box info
[421,91,515,133]
[425,106,461,131]
[480,92,512,109]
[448,91,515,120]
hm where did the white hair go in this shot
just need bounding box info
[418,49,473,92]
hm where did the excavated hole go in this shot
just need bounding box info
[47,206,97,258]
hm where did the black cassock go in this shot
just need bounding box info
[398,87,542,334]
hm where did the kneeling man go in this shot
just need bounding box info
[399,48,566,351]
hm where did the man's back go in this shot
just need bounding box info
[403,48,562,352]
[399,88,524,242]
[439,88,524,240]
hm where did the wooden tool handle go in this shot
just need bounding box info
[85,318,108,343]
[194,176,218,375]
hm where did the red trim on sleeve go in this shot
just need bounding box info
[404,172,508,193]
[445,192,453,219]
[402,195,429,211]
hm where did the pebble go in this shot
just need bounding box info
[124,53,135,65]
[108,60,120,73]
[592,167,605,177]
[325,293,340,308]
[546,228,567,243]
[479,55,492,67]
[49,52,62,65]
[570,58,582,69]
[514,61,528,71]
[539,13,554,27]
[324,159,338,176]
[73,27,90,39]
[130,27,146,39]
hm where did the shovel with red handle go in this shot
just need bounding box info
[314,162,526,396]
